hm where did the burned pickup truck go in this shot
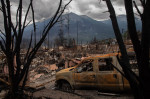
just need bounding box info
[55,53,138,92]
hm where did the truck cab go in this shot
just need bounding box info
[55,53,136,92]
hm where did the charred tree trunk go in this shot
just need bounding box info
[140,0,150,98]
[0,0,72,98]
[103,0,141,99]
[124,0,150,98]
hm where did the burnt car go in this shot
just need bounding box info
[55,53,138,92]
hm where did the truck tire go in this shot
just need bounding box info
[61,82,74,93]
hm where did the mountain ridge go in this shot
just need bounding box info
[23,13,142,43]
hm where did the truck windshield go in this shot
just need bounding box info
[76,59,93,73]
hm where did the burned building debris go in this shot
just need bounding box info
[0,39,137,98]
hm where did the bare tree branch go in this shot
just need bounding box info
[0,41,6,54]
[1,0,11,51]
[111,59,126,77]
[0,30,6,37]
[21,64,29,90]
[140,0,145,7]
[22,1,32,34]
[30,0,63,56]
[30,0,36,32]
[0,6,3,12]
[43,0,72,34]
[43,0,72,37]
[103,0,141,98]
[25,20,32,27]
[124,0,142,75]
[23,32,33,65]
[6,0,12,51]
[134,13,140,16]
[116,55,139,81]
[16,32,33,80]
[17,0,72,85]
[42,0,63,34]
[14,0,23,55]
[15,7,19,30]
[11,35,14,51]
[102,11,109,13]
[133,1,142,19]
[6,0,12,35]
[53,0,72,24]
[0,35,6,45]
[15,0,23,80]
[18,0,22,35]
[1,0,72,96]
[11,22,18,39]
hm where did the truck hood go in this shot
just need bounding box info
[57,67,75,74]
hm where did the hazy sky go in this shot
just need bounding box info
[0,0,142,30]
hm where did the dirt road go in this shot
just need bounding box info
[33,89,133,99]
[33,81,133,99]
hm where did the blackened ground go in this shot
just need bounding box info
[33,81,133,99]
[33,89,133,99]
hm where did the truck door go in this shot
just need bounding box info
[97,58,120,91]
[74,59,97,89]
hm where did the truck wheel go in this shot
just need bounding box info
[61,82,74,93]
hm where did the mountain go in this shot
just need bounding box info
[102,15,142,32]
[23,13,142,44]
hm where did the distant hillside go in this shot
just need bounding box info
[23,13,142,44]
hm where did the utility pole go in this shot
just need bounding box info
[76,22,78,45]
[67,13,70,38]
[43,19,47,49]
[58,6,64,47]
[34,30,36,47]
[122,28,125,41]
[65,10,70,46]
[40,30,41,39]
[48,31,49,49]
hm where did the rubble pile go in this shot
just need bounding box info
[27,41,134,89]
[29,50,60,88]
[28,48,91,89]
